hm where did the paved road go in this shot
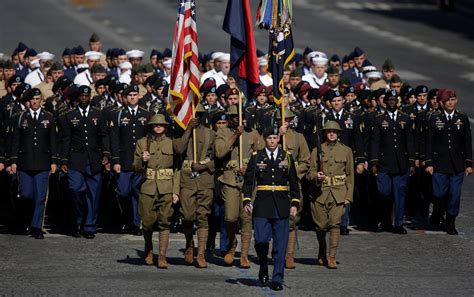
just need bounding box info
[1,0,474,295]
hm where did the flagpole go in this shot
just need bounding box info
[191,103,197,163]
[282,102,286,150]
[238,92,243,169]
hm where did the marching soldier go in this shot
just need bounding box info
[9,88,58,239]
[242,128,300,291]
[133,114,180,268]
[369,90,416,234]
[214,105,264,268]
[60,85,110,238]
[425,89,472,234]
[173,103,216,268]
[110,84,152,235]
[306,121,354,269]
[275,108,311,269]
[323,90,365,235]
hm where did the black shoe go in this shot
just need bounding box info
[33,228,44,239]
[72,226,81,238]
[258,266,269,286]
[206,242,215,254]
[340,227,350,235]
[446,214,458,235]
[269,282,283,291]
[121,224,130,234]
[82,232,95,239]
[393,226,407,234]
[131,226,142,236]
[25,226,31,235]
[377,223,394,233]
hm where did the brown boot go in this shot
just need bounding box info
[327,257,337,269]
[158,230,170,269]
[183,222,194,265]
[223,222,237,266]
[328,228,340,269]
[316,230,327,266]
[285,229,296,269]
[196,228,208,268]
[239,231,252,269]
[143,231,154,265]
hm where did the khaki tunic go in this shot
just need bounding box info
[36,81,54,99]
[307,141,354,230]
[173,125,216,227]
[284,128,310,229]
[215,127,263,227]
[133,134,179,231]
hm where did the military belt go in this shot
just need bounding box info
[182,159,210,172]
[322,174,346,187]
[256,185,288,191]
[146,168,174,180]
[225,158,250,170]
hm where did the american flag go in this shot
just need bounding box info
[167,0,201,129]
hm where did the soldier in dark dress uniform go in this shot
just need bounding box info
[60,85,110,239]
[425,89,472,235]
[10,88,58,239]
[242,128,300,291]
[369,90,416,234]
[110,84,152,235]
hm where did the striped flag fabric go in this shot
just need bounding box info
[167,0,201,129]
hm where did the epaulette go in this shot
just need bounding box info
[138,105,148,112]
[43,110,54,117]
[345,110,355,116]
[375,113,384,118]
[398,110,408,116]
[457,110,465,115]
[91,106,101,112]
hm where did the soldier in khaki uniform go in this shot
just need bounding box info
[276,108,310,269]
[307,121,354,269]
[173,103,216,268]
[214,105,264,268]
[133,114,180,269]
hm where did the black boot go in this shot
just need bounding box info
[446,214,458,235]
[255,243,269,286]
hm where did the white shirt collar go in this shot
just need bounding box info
[265,147,279,160]
[30,108,41,118]
[388,109,398,118]
[128,105,138,114]
[78,105,90,116]
[417,103,428,111]
[444,110,455,117]
[333,109,343,118]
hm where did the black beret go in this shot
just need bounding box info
[262,127,279,138]
[8,75,23,86]
[123,84,139,96]
[78,85,91,95]
[22,88,41,104]
[14,83,31,98]
[383,89,398,101]
[63,48,72,56]
[414,85,429,96]
[428,88,439,101]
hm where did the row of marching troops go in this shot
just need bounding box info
[0,37,472,275]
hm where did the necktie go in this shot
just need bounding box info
[336,113,340,121]
[33,111,38,121]
[448,115,452,122]
[131,109,135,117]
[270,151,275,162]
[82,109,87,118]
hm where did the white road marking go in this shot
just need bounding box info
[292,0,474,69]
[336,2,437,11]
[397,69,431,81]
[460,72,474,82]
